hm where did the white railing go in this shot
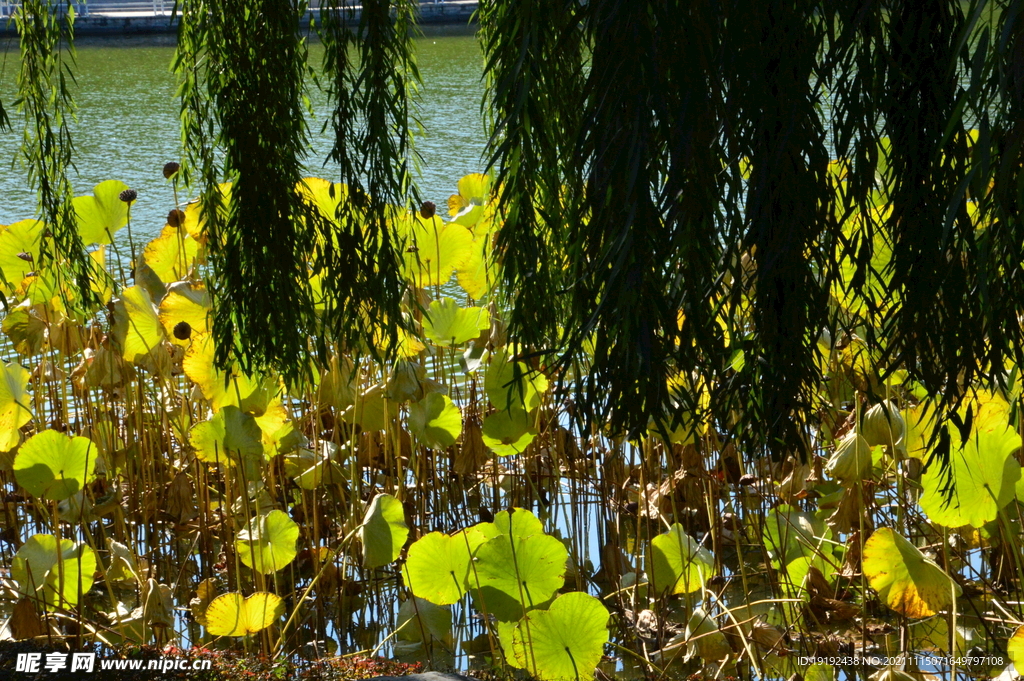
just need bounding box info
[1,1,89,18]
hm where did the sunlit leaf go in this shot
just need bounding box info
[183,334,277,414]
[481,407,537,456]
[409,393,462,449]
[205,592,283,637]
[237,510,300,574]
[472,530,567,621]
[396,596,452,643]
[403,531,474,605]
[500,592,609,681]
[0,220,44,291]
[14,430,97,501]
[189,405,264,463]
[12,534,96,610]
[1009,624,1024,675]
[862,528,959,618]
[111,286,167,369]
[422,298,489,346]
[0,362,32,452]
[158,281,211,345]
[919,420,1022,528]
[485,348,547,410]
[73,180,129,245]
[648,523,714,595]
[361,493,409,568]
[143,224,199,284]
[397,214,473,287]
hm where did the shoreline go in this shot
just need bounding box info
[0,2,478,37]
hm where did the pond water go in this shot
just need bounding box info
[0,27,489,239]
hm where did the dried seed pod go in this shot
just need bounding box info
[167,209,186,228]
[119,188,138,203]
[16,252,32,262]
[173,321,192,341]
[420,201,436,219]
[163,161,180,179]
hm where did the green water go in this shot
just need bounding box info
[0,30,489,241]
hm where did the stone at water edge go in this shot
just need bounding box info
[363,674,482,681]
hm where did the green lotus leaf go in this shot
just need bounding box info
[396,596,452,644]
[0,220,44,291]
[457,173,492,206]
[12,534,96,610]
[492,507,544,539]
[648,523,714,595]
[397,214,473,287]
[862,527,960,618]
[422,298,490,346]
[403,531,474,605]
[471,531,567,621]
[14,430,97,501]
[343,385,398,432]
[919,421,1022,528]
[189,405,264,464]
[485,349,548,411]
[763,505,833,567]
[74,180,130,245]
[2,301,47,356]
[0,361,32,452]
[361,493,409,568]
[205,592,283,637]
[409,393,462,449]
[456,230,496,300]
[481,407,537,456]
[500,592,609,681]
[236,509,300,574]
[183,334,277,414]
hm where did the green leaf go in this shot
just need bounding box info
[919,421,1022,528]
[0,362,32,452]
[361,493,409,568]
[396,596,452,643]
[0,220,43,291]
[403,531,474,605]
[862,527,960,618]
[500,592,609,681]
[762,506,833,567]
[409,393,462,449]
[398,215,473,287]
[236,510,300,574]
[74,180,130,245]
[111,286,167,368]
[648,523,714,595]
[482,408,537,456]
[485,349,547,410]
[189,406,264,464]
[205,592,283,637]
[422,298,490,346]
[12,534,96,610]
[14,430,97,501]
[472,531,567,621]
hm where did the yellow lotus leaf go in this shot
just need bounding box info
[205,592,283,637]
[182,182,232,241]
[111,286,169,373]
[158,282,211,345]
[862,528,960,618]
[0,220,44,292]
[143,224,199,284]
[2,301,47,357]
[396,214,473,287]
[183,334,277,414]
[0,362,32,452]
[1009,624,1024,675]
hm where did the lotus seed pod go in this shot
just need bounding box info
[824,431,872,484]
[420,201,436,219]
[16,252,32,262]
[163,161,180,179]
[861,400,905,447]
[173,321,192,341]
[119,188,137,203]
[167,209,186,228]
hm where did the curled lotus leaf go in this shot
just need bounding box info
[863,528,960,618]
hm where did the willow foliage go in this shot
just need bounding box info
[482,0,1024,462]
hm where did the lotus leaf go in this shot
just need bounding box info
[12,534,96,609]
[485,348,547,410]
[648,523,714,595]
[344,385,398,432]
[111,286,167,368]
[182,182,232,240]
[397,214,473,287]
[919,420,1022,528]
[0,220,44,291]
[0,361,32,452]
[472,530,567,621]
[500,592,609,681]
[396,596,452,644]
[205,592,283,637]
[361,493,409,568]
[143,224,199,284]
[422,298,489,346]
[236,510,300,574]
[158,281,211,345]
[763,506,833,567]
[403,531,474,605]
[73,180,130,245]
[2,302,47,356]
[862,527,960,618]
[1009,624,1024,675]
[482,407,537,456]
[14,430,97,501]
[189,405,264,463]
[183,334,277,413]
[409,393,462,449]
